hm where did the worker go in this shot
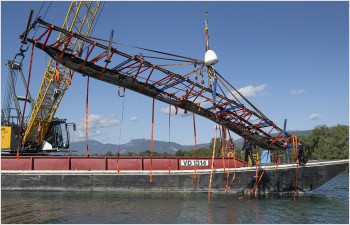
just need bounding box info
[226,137,235,158]
[282,139,292,164]
[227,137,234,151]
[56,136,63,148]
[298,141,307,166]
[242,139,255,166]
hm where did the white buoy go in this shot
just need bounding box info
[204,49,218,66]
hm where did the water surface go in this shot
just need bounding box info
[1,172,348,224]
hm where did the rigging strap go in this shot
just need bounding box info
[193,114,198,185]
[86,76,90,158]
[150,98,155,183]
[17,42,35,158]
[117,89,126,174]
[208,125,217,205]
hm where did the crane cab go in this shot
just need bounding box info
[1,118,75,153]
[41,118,75,151]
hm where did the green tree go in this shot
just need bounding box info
[208,137,224,157]
[126,152,136,156]
[175,150,185,156]
[105,151,114,156]
[298,125,348,160]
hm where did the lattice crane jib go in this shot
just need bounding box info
[28,19,301,151]
[22,1,101,146]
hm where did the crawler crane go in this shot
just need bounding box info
[1,1,101,153]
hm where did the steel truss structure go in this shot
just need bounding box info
[27,18,296,151]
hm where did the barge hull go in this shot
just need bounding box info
[1,159,348,194]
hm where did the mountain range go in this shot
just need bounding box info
[68,139,211,155]
[67,130,312,155]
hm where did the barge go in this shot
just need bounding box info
[1,156,348,194]
[2,11,348,196]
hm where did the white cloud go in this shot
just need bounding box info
[307,113,322,120]
[88,114,120,128]
[290,89,305,95]
[129,116,139,121]
[160,105,192,117]
[227,84,268,99]
[71,114,120,141]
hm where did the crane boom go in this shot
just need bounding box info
[22,1,101,149]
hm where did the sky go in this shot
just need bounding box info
[1,1,349,146]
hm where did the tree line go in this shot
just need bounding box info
[299,125,348,160]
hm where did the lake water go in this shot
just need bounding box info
[1,172,348,224]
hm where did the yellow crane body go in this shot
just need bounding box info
[22,1,101,148]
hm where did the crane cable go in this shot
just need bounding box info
[81,35,203,64]
[32,1,52,38]
[16,42,35,159]
[215,71,269,120]
[90,1,105,36]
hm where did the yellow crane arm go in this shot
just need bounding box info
[23,1,101,146]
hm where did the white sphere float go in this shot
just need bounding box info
[204,49,218,66]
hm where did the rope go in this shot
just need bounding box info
[254,156,259,198]
[225,130,237,188]
[292,135,299,200]
[16,42,35,158]
[251,171,265,200]
[55,32,74,84]
[230,145,237,185]
[118,86,125,97]
[208,125,218,205]
[36,121,41,142]
[193,114,198,185]
[238,150,271,200]
[150,98,155,183]
[274,151,279,169]
[168,159,171,177]
[221,126,226,174]
[168,104,171,148]
[117,89,126,175]
[85,76,90,158]
[223,128,230,192]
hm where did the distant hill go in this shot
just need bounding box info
[286,130,313,136]
[68,139,210,155]
[68,130,312,155]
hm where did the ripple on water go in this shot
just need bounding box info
[1,172,348,224]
